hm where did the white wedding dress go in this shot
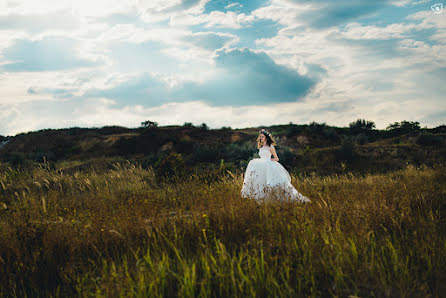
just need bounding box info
[241,145,310,203]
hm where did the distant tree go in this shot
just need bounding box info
[307,121,327,133]
[432,125,446,133]
[386,121,420,135]
[200,123,209,130]
[141,120,158,128]
[349,119,375,134]
[309,121,326,128]
[183,122,194,127]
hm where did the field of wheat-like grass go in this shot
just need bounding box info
[0,162,445,297]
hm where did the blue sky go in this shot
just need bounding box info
[0,0,445,135]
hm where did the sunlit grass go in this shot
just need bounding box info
[0,162,445,297]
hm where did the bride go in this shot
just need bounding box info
[241,129,310,203]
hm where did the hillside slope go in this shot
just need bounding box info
[0,124,445,175]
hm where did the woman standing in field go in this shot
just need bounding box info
[241,129,310,203]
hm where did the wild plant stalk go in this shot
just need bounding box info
[0,163,444,297]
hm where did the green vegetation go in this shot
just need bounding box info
[0,162,445,297]
[0,120,444,296]
[0,120,445,177]
[140,121,158,128]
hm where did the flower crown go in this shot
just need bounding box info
[260,128,272,138]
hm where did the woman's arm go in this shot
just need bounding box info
[270,145,279,162]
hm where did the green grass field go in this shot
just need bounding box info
[0,162,445,297]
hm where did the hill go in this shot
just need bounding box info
[0,122,445,175]
[0,122,445,296]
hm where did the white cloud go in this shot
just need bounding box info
[0,29,28,51]
[0,0,445,136]
[0,0,135,17]
[391,0,430,6]
[338,22,417,40]
[251,1,446,132]
[170,10,255,29]
[225,3,243,10]
[0,10,82,33]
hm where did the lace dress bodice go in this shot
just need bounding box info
[259,146,272,160]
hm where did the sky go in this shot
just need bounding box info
[0,0,445,136]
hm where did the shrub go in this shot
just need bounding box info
[97,126,130,135]
[355,133,368,145]
[285,124,304,137]
[154,152,185,178]
[386,121,420,136]
[3,152,33,168]
[416,133,443,146]
[276,146,295,169]
[200,123,209,131]
[176,139,194,154]
[349,119,375,134]
[222,143,257,162]
[307,121,327,133]
[322,127,340,141]
[140,120,158,128]
[190,144,222,163]
[432,125,446,133]
[336,137,356,162]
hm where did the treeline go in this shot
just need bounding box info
[0,119,445,176]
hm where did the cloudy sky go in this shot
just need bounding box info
[0,0,445,136]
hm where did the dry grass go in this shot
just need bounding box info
[0,162,445,297]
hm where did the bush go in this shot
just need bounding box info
[190,144,222,163]
[276,146,295,169]
[432,125,446,133]
[349,119,375,134]
[200,123,209,131]
[154,152,185,178]
[285,124,304,137]
[306,122,327,134]
[3,152,33,168]
[139,152,158,168]
[336,137,356,162]
[355,133,368,145]
[176,139,194,154]
[322,127,340,141]
[386,121,420,137]
[97,126,130,135]
[140,120,158,128]
[30,151,56,162]
[65,127,91,136]
[416,133,443,146]
[222,143,257,162]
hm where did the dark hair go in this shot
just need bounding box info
[257,129,276,148]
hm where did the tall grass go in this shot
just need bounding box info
[0,162,445,297]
